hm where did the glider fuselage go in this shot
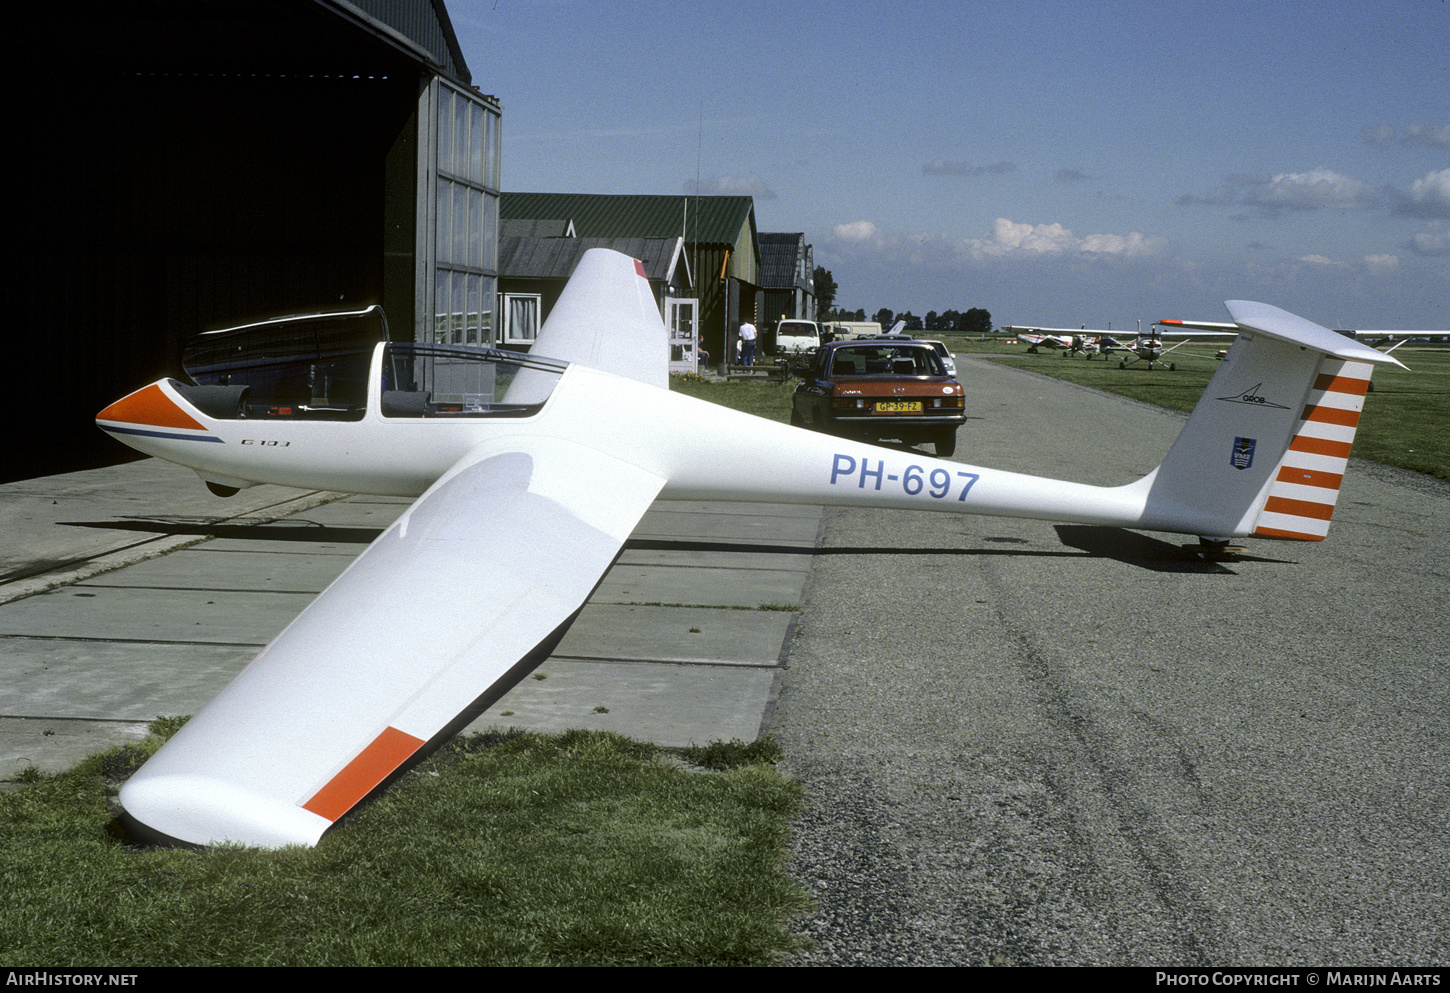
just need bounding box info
[98,345,1155,533]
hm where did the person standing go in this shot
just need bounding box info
[739,319,757,367]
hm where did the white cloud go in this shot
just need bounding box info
[1403,124,1450,150]
[1364,253,1399,275]
[1254,169,1379,212]
[1182,168,1380,216]
[1390,168,1450,218]
[833,220,880,243]
[684,174,776,199]
[1409,225,1450,256]
[962,218,1165,260]
[1297,254,1340,266]
[1361,123,1450,149]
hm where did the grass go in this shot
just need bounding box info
[0,720,811,966]
[673,340,1450,483]
[669,372,795,423]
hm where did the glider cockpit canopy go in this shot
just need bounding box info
[177,305,567,421]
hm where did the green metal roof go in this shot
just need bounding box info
[501,193,755,248]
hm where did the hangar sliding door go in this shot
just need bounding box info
[420,79,501,347]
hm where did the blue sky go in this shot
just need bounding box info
[447,0,1449,330]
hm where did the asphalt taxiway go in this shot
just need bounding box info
[774,355,1450,966]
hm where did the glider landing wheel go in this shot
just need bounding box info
[1182,537,1248,561]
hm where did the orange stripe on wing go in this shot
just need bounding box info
[1313,372,1370,396]
[1300,404,1360,427]
[96,383,206,431]
[1253,525,1327,542]
[1289,435,1353,459]
[1263,495,1336,521]
[303,726,425,822]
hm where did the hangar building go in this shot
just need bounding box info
[12,0,500,480]
[500,193,761,371]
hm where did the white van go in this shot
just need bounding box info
[773,319,822,356]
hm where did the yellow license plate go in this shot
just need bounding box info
[874,400,922,413]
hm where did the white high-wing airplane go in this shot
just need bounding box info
[1006,321,1243,368]
[1003,325,1163,363]
[1002,325,1104,356]
[97,249,1403,849]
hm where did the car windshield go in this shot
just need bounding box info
[826,345,944,377]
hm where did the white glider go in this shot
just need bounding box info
[96,249,1402,848]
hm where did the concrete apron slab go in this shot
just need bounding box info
[1,485,821,774]
[468,501,816,747]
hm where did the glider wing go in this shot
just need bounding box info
[119,434,666,848]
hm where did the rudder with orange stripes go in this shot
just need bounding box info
[1252,358,1373,541]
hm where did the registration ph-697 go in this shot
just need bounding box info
[829,453,980,502]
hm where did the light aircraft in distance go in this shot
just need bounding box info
[1116,325,1239,370]
[1001,325,1110,357]
[96,249,1402,849]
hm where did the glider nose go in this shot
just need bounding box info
[96,383,206,431]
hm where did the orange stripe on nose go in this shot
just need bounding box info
[97,383,206,430]
[303,726,426,822]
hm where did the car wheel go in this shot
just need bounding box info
[935,431,957,458]
[790,407,804,427]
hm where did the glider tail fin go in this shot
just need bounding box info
[527,248,669,389]
[1139,302,1402,541]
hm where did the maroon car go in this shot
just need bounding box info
[791,340,965,456]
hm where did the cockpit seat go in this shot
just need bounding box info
[381,390,431,418]
[175,383,249,419]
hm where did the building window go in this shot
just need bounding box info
[503,293,541,344]
[431,81,500,346]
